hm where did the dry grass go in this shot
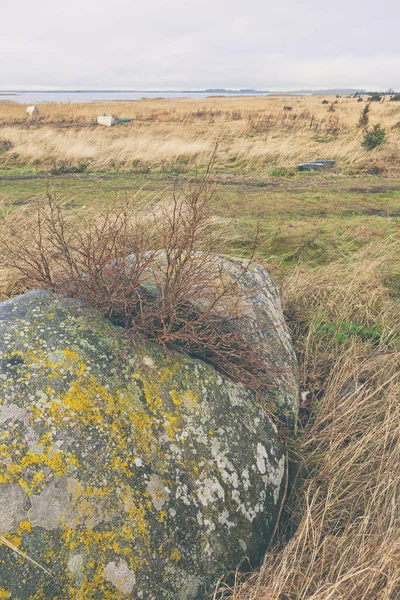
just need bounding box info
[1,95,400,171]
[225,350,400,600]
[216,239,400,600]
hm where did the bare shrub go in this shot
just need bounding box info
[4,168,284,404]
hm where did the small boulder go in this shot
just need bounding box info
[26,106,39,117]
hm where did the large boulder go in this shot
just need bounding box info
[0,290,286,600]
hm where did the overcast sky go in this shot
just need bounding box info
[2,0,399,90]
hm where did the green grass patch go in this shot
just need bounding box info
[1,170,399,276]
[316,320,383,346]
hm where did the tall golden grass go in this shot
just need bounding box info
[225,349,400,599]
[1,95,400,171]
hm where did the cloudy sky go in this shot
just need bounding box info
[2,0,399,90]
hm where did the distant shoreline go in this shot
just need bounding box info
[0,88,365,94]
[0,88,366,105]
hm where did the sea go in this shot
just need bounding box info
[0,90,274,104]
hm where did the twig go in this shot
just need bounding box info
[0,535,53,577]
[267,446,289,550]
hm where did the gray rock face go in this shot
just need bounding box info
[209,256,298,427]
[0,290,286,600]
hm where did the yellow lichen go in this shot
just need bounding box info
[1,534,21,548]
[1,321,214,596]
[18,521,31,534]
[171,549,182,562]
[170,390,183,406]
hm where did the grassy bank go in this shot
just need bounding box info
[1,170,399,287]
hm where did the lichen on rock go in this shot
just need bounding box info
[0,289,288,599]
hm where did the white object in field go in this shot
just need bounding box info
[97,115,118,126]
[26,105,39,116]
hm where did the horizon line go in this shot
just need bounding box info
[0,87,369,93]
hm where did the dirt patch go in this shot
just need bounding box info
[349,185,400,194]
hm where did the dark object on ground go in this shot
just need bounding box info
[297,160,336,171]
[316,160,336,168]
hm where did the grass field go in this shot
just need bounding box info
[1,96,399,599]
[1,94,400,174]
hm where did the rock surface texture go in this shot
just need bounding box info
[207,256,298,426]
[0,279,295,599]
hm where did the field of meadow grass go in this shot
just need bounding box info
[1,95,400,599]
[1,94,400,173]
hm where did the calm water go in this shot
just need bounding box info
[0,90,272,104]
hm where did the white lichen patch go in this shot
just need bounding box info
[47,350,66,364]
[197,477,225,507]
[0,484,27,533]
[227,382,245,407]
[146,474,169,511]
[0,403,26,425]
[28,479,73,530]
[256,442,269,475]
[67,554,84,582]
[104,560,136,594]
[239,539,247,552]
[142,355,156,368]
[263,454,286,504]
